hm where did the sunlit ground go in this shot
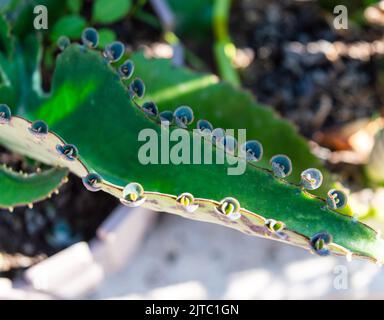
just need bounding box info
[89,213,384,300]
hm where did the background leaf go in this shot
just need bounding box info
[92,0,132,24]
[98,28,117,48]
[66,0,82,14]
[0,166,68,208]
[50,15,87,41]
[165,0,214,38]
[0,31,42,115]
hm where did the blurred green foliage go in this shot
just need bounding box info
[166,0,214,38]
[92,0,132,24]
[50,14,86,41]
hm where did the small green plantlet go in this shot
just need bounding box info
[81,27,99,48]
[310,232,333,257]
[265,219,285,234]
[121,182,146,207]
[1,18,384,264]
[301,168,323,190]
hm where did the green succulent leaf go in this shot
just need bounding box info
[0,28,42,116]
[0,166,68,208]
[0,42,382,263]
[131,53,333,194]
[92,0,132,24]
[66,0,82,14]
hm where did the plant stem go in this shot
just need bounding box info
[212,0,240,87]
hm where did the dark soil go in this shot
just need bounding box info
[231,0,384,138]
[0,149,118,278]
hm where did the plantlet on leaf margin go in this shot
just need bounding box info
[120,182,146,207]
[129,78,145,98]
[241,140,263,162]
[176,192,199,213]
[215,197,241,221]
[270,154,292,178]
[103,41,125,62]
[174,106,194,128]
[82,172,102,192]
[310,232,332,256]
[142,101,159,118]
[56,144,78,161]
[218,135,237,155]
[326,189,348,210]
[57,36,70,51]
[301,168,323,190]
[159,111,174,125]
[81,27,99,49]
[29,120,49,138]
[0,104,11,124]
[211,128,225,144]
[265,219,285,234]
[197,119,213,134]
[119,59,135,79]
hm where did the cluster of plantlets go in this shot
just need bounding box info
[1,15,384,264]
